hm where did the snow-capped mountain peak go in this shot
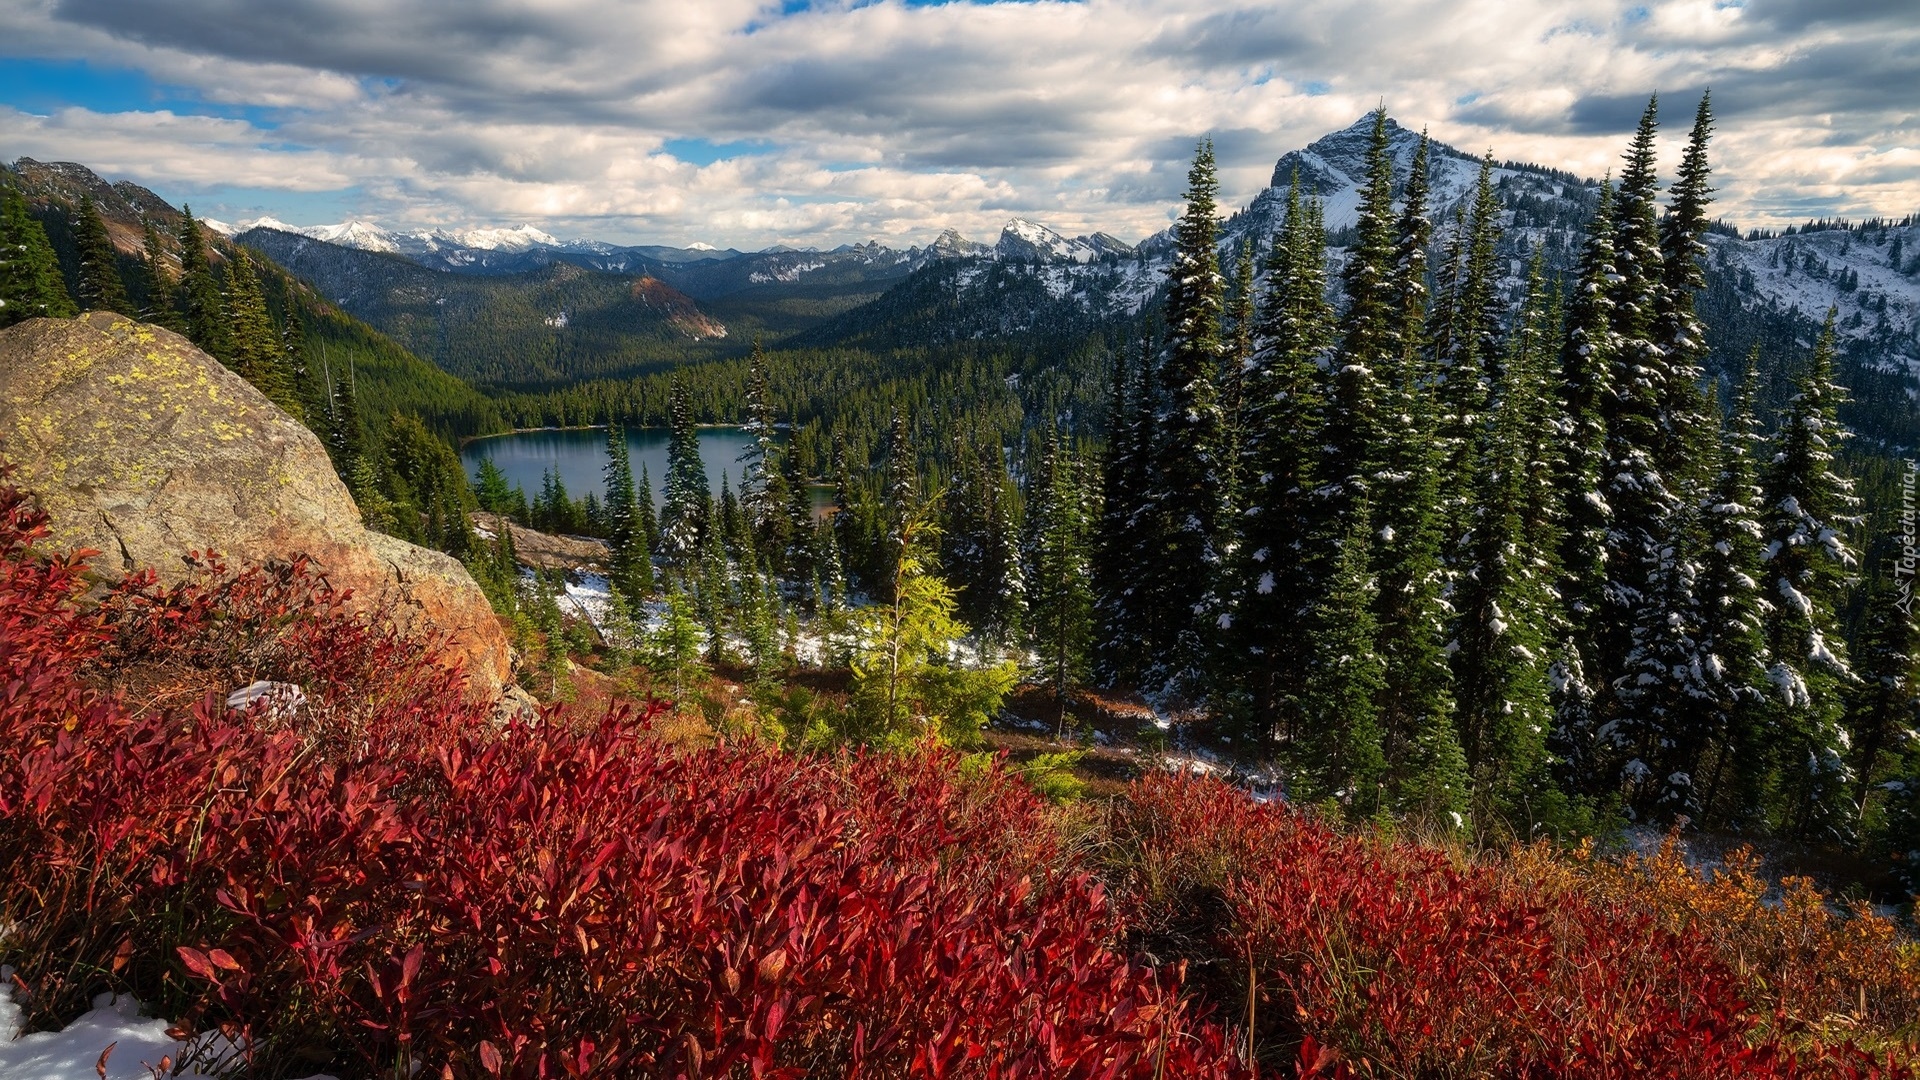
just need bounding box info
[994,218,1133,263]
[440,224,560,252]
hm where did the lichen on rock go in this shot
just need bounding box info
[0,311,514,700]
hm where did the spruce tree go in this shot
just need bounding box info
[1654,91,1718,488]
[1428,155,1505,503]
[659,378,710,563]
[1147,140,1229,691]
[1596,98,1687,759]
[1693,348,1773,826]
[136,221,184,331]
[1230,176,1331,746]
[223,247,301,416]
[1760,313,1861,840]
[1451,261,1560,829]
[0,185,76,327]
[1094,344,1156,685]
[1551,181,1619,774]
[174,208,233,360]
[1294,511,1387,816]
[1323,109,1399,525]
[1026,428,1095,732]
[603,424,654,598]
[71,195,131,315]
[1849,563,1918,813]
[1372,135,1467,821]
[1219,238,1256,512]
[738,340,784,546]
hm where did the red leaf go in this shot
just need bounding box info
[478,1040,503,1075]
[94,1041,115,1080]
[175,946,215,981]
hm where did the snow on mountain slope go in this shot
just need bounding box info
[440,223,560,251]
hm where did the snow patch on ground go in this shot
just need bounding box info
[0,972,334,1080]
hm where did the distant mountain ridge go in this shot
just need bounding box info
[12,113,1916,445]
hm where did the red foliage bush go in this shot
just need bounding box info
[1112,772,1914,1078]
[0,477,1237,1078]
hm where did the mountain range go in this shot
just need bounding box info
[9,114,1917,442]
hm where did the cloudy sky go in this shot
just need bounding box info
[1,0,1915,249]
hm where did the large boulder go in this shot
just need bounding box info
[0,312,513,699]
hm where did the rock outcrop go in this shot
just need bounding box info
[471,511,609,573]
[0,312,514,699]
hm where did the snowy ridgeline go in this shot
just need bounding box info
[0,971,334,1080]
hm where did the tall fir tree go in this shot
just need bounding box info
[1848,560,1918,814]
[135,221,185,331]
[1323,109,1399,526]
[1653,91,1719,490]
[174,207,233,361]
[1692,348,1773,827]
[603,424,654,598]
[659,377,710,564]
[0,185,75,327]
[1025,428,1095,732]
[1550,180,1619,777]
[1146,139,1229,691]
[1451,260,1561,829]
[1372,134,1467,821]
[1599,96,1677,658]
[738,340,784,549]
[1229,177,1332,746]
[1093,345,1154,684]
[1760,313,1861,840]
[1427,155,1505,504]
[1294,511,1387,816]
[70,195,132,316]
[223,247,301,417]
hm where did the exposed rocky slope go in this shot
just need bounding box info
[0,312,514,699]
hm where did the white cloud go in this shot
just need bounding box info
[0,0,1912,247]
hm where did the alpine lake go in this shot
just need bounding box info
[461,426,833,513]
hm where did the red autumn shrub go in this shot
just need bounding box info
[1111,772,1914,1078]
[0,474,1238,1078]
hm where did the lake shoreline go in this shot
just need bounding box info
[461,422,769,450]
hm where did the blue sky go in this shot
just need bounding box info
[2,0,1914,247]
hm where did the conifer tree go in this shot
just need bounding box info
[1026,429,1095,732]
[1294,512,1387,816]
[1094,345,1155,684]
[1146,139,1229,690]
[223,247,301,416]
[1230,177,1331,743]
[1551,181,1619,766]
[1761,313,1861,840]
[1428,155,1505,506]
[327,373,365,481]
[1372,135,1467,820]
[1219,238,1257,510]
[174,207,233,361]
[637,462,660,554]
[1848,562,1918,812]
[738,340,784,543]
[1655,91,1718,487]
[1597,97,1686,739]
[1451,262,1560,827]
[71,195,131,315]
[1693,348,1773,825]
[603,424,654,598]
[1323,110,1400,525]
[659,378,710,563]
[135,221,184,331]
[0,185,75,327]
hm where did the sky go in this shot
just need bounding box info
[0,0,1916,249]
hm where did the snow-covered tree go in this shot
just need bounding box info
[1760,313,1861,840]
